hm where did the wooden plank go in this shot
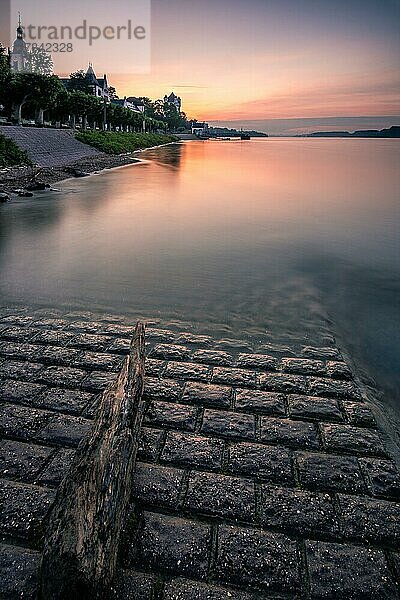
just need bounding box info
[39,322,146,599]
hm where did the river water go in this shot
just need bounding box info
[0,138,399,427]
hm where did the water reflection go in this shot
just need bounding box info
[0,138,399,423]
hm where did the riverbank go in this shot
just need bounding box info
[0,129,179,196]
[0,140,180,196]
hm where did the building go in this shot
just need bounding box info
[191,121,209,136]
[164,92,181,112]
[9,15,28,73]
[85,63,110,100]
[111,97,145,114]
[61,64,110,101]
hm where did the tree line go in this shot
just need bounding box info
[0,45,193,132]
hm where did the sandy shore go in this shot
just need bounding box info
[0,152,146,195]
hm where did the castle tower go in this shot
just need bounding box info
[10,14,28,73]
[164,92,182,112]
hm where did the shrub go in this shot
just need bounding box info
[0,133,32,167]
[75,131,178,155]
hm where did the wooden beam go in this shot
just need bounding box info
[39,322,146,599]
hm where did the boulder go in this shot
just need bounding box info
[0,192,10,203]
[26,181,46,191]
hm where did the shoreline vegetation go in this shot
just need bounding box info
[0,133,32,167]
[75,131,178,154]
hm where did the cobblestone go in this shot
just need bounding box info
[302,346,341,360]
[184,472,255,521]
[72,351,123,372]
[258,372,307,393]
[212,367,256,387]
[0,379,45,405]
[307,540,397,599]
[144,400,198,431]
[0,439,53,482]
[326,361,352,380]
[192,349,234,366]
[0,403,52,441]
[132,463,185,509]
[260,485,339,537]
[296,452,365,493]
[111,569,155,599]
[182,382,232,408]
[215,525,300,593]
[35,414,92,447]
[321,424,387,456]
[165,361,210,382]
[338,494,400,547]
[0,544,40,599]
[0,479,55,540]
[162,431,224,470]
[144,377,183,402]
[260,417,319,449]
[35,387,94,415]
[236,353,278,371]
[132,512,211,580]
[235,389,285,416]
[359,457,400,499]
[343,401,377,427]
[150,344,191,361]
[0,310,398,598]
[287,394,343,422]
[308,377,361,399]
[163,578,259,600]
[228,442,293,483]
[281,357,326,376]
[201,409,255,440]
[38,365,87,388]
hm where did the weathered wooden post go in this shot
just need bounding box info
[39,322,146,599]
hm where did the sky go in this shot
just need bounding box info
[2,0,400,133]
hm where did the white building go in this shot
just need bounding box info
[9,16,28,73]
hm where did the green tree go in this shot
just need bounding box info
[9,73,64,124]
[25,46,53,75]
[108,86,118,100]
[67,70,92,94]
[0,44,11,111]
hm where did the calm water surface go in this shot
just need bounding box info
[1,139,399,425]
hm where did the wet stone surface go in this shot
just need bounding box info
[0,306,399,599]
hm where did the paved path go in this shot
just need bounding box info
[0,305,399,599]
[0,126,100,167]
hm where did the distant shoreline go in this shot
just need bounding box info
[295,125,400,138]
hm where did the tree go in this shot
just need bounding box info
[0,44,11,111]
[108,86,118,100]
[67,70,92,94]
[9,73,64,124]
[25,46,53,75]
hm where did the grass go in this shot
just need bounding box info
[75,131,178,155]
[0,133,32,167]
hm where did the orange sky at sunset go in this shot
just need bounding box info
[110,0,400,124]
[2,0,400,131]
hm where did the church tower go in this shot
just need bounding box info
[10,14,28,73]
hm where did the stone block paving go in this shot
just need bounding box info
[0,304,399,598]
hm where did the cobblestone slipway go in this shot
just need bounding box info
[0,303,399,599]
